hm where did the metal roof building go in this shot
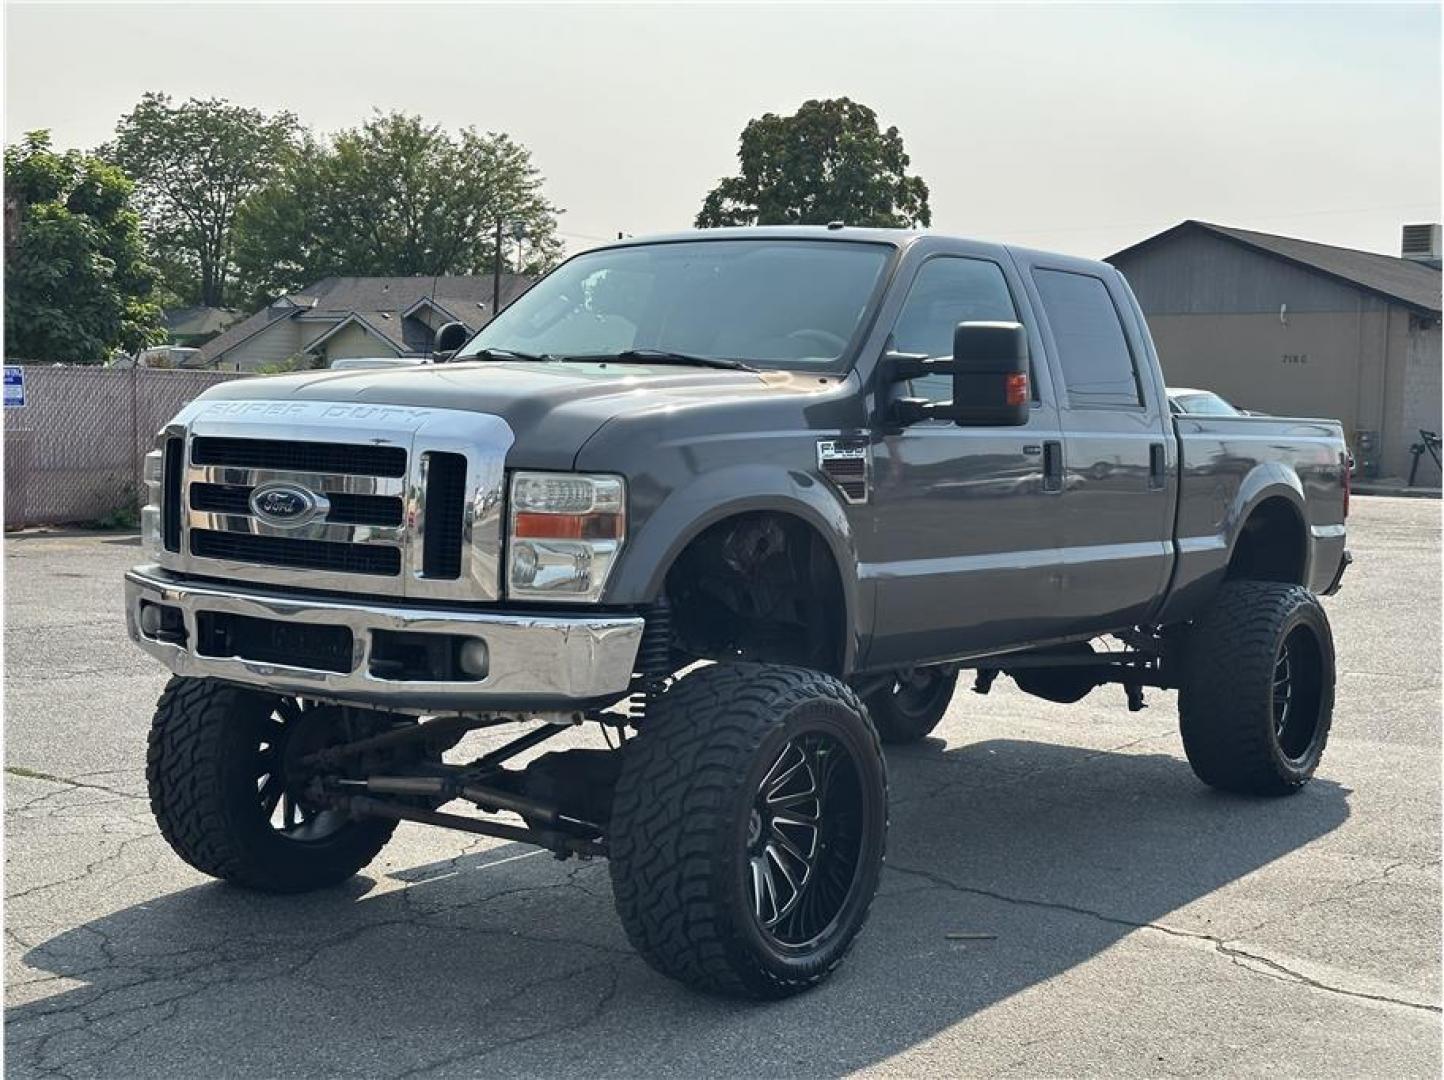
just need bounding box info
[1109,221,1442,482]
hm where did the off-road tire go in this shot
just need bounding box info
[609,663,887,998]
[1178,581,1335,796]
[146,676,396,892]
[864,666,959,744]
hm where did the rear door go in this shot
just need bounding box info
[864,248,1066,667]
[1012,253,1176,637]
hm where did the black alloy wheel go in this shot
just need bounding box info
[256,697,352,842]
[147,677,401,892]
[1178,580,1335,795]
[747,732,865,950]
[610,663,887,998]
[864,665,959,744]
[1271,624,1326,763]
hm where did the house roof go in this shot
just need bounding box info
[299,312,403,355]
[163,306,243,338]
[199,274,534,362]
[1108,220,1442,316]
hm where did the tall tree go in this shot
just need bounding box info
[4,131,164,362]
[232,112,563,305]
[106,93,299,307]
[697,98,931,229]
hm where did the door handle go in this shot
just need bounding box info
[1042,440,1064,493]
[1149,442,1166,490]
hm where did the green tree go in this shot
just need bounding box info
[106,93,300,307]
[697,98,931,229]
[4,131,164,363]
[233,112,563,304]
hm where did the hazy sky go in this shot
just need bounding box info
[5,2,1440,260]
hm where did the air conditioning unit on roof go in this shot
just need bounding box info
[1400,223,1441,264]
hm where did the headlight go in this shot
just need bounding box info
[507,472,625,602]
[140,448,165,556]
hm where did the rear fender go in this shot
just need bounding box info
[1227,463,1307,556]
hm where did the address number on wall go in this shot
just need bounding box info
[1281,354,1309,365]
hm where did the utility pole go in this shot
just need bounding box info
[492,218,502,319]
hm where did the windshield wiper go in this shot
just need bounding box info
[569,348,758,372]
[465,347,556,362]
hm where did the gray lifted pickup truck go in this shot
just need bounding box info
[127,226,1350,998]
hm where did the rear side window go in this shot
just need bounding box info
[890,257,1018,403]
[1033,269,1142,407]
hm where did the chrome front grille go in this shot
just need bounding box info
[191,436,408,477]
[147,399,512,601]
[189,482,404,527]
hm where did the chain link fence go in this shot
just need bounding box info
[3,366,251,528]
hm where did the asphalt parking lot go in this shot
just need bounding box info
[4,495,1440,1078]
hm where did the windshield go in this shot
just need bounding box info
[457,239,893,369]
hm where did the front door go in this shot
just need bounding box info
[863,253,1065,669]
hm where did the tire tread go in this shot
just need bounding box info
[146,676,394,892]
[609,663,885,998]
[1178,581,1334,796]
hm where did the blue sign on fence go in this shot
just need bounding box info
[3,366,25,409]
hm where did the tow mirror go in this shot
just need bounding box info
[883,321,1030,427]
[433,321,469,361]
[947,321,1030,426]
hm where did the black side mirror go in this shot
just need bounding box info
[433,321,469,361]
[883,321,1030,427]
[946,321,1030,426]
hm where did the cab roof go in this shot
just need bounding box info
[589,226,1118,278]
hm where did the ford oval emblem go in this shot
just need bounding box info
[249,483,323,527]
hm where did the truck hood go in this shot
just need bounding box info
[196,360,844,469]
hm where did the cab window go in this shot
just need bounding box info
[890,257,1018,403]
[1033,269,1143,407]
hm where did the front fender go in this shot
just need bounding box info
[603,464,870,673]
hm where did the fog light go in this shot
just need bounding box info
[139,604,163,636]
[457,638,489,678]
[139,602,185,643]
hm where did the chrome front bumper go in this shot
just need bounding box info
[124,566,644,712]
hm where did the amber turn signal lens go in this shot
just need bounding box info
[513,511,624,540]
[1005,372,1029,407]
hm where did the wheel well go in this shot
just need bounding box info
[662,511,847,676]
[1227,497,1307,585]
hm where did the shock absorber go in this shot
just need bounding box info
[629,597,674,724]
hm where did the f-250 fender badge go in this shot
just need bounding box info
[817,437,870,505]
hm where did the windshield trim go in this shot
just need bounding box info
[454,236,905,375]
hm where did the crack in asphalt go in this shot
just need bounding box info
[5,834,159,904]
[1235,857,1443,937]
[885,861,1442,1016]
[386,960,625,1079]
[7,881,630,1079]
[5,767,145,810]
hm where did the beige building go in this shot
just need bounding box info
[197,275,533,372]
[1109,222,1442,482]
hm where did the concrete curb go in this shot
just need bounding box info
[1353,485,1442,499]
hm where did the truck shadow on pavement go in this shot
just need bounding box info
[8,737,1350,1078]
